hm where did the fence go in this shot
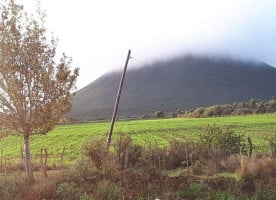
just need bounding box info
[0,147,67,177]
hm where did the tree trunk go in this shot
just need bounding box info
[247,137,253,158]
[24,135,35,184]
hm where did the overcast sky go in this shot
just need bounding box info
[19,0,276,89]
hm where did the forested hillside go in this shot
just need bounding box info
[69,55,276,121]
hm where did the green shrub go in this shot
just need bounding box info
[55,182,80,200]
[166,140,195,169]
[140,144,167,169]
[136,193,152,200]
[0,179,22,200]
[179,182,205,199]
[83,136,109,170]
[69,157,102,182]
[128,144,143,167]
[198,124,246,157]
[114,133,143,169]
[97,180,124,200]
[114,133,132,168]
[207,190,238,200]
[80,193,95,200]
[252,186,276,200]
[266,133,276,158]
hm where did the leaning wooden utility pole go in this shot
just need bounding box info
[107,49,131,148]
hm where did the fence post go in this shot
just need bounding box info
[247,137,253,158]
[61,146,65,176]
[4,158,7,181]
[40,148,43,170]
[43,148,48,177]
[185,144,189,168]
[20,147,24,167]
[0,149,2,169]
[124,147,129,170]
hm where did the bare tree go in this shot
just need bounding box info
[0,0,79,183]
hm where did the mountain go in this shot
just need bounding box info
[68,55,276,121]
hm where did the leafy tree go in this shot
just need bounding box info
[0,0,79,183]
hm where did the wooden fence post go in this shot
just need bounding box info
[20,147,24,168]
[43,148,48,177]
[185,144,189,168]
[247,137,253,158]
[40,148,43,170]
[61,146,66,176]
[124,147,129,170]
[0,149,2,169]
[4,159,7,181]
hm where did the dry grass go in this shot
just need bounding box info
[0,170,64,200]
[220,155,241,172]
[238,156,276,180]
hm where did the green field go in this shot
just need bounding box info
[0,114,275,163]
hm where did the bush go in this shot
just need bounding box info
[114,133,132,168]
[198,124,246,157]
[140,144,167,169]
[179,182,205,199]
[209,105,223,116]
[140,114,150,119]
[0,127,13,139]
[96,180,124,200]
[171,112,178,118]
[238,156,276,181]
[154,111,165,118]
[253,186,276,200]
[266,133,276,158]
[220,155,241,172]
[114,133,143,169]
[83,136,109,170]
[231,108,252,116]
[128,144,143,167]
[207,191,238,200]
[193,107,205,117]
[191,160,203,175]
[80,193,94,200]
[55,182,81,200]
[68,157,102,182]
[0,178,22,200]
[166,140,195,169]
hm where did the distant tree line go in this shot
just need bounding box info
[176,96,276,118]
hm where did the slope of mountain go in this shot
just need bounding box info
[68,55,276,121]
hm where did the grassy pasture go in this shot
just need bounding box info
[0,114,275,164]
